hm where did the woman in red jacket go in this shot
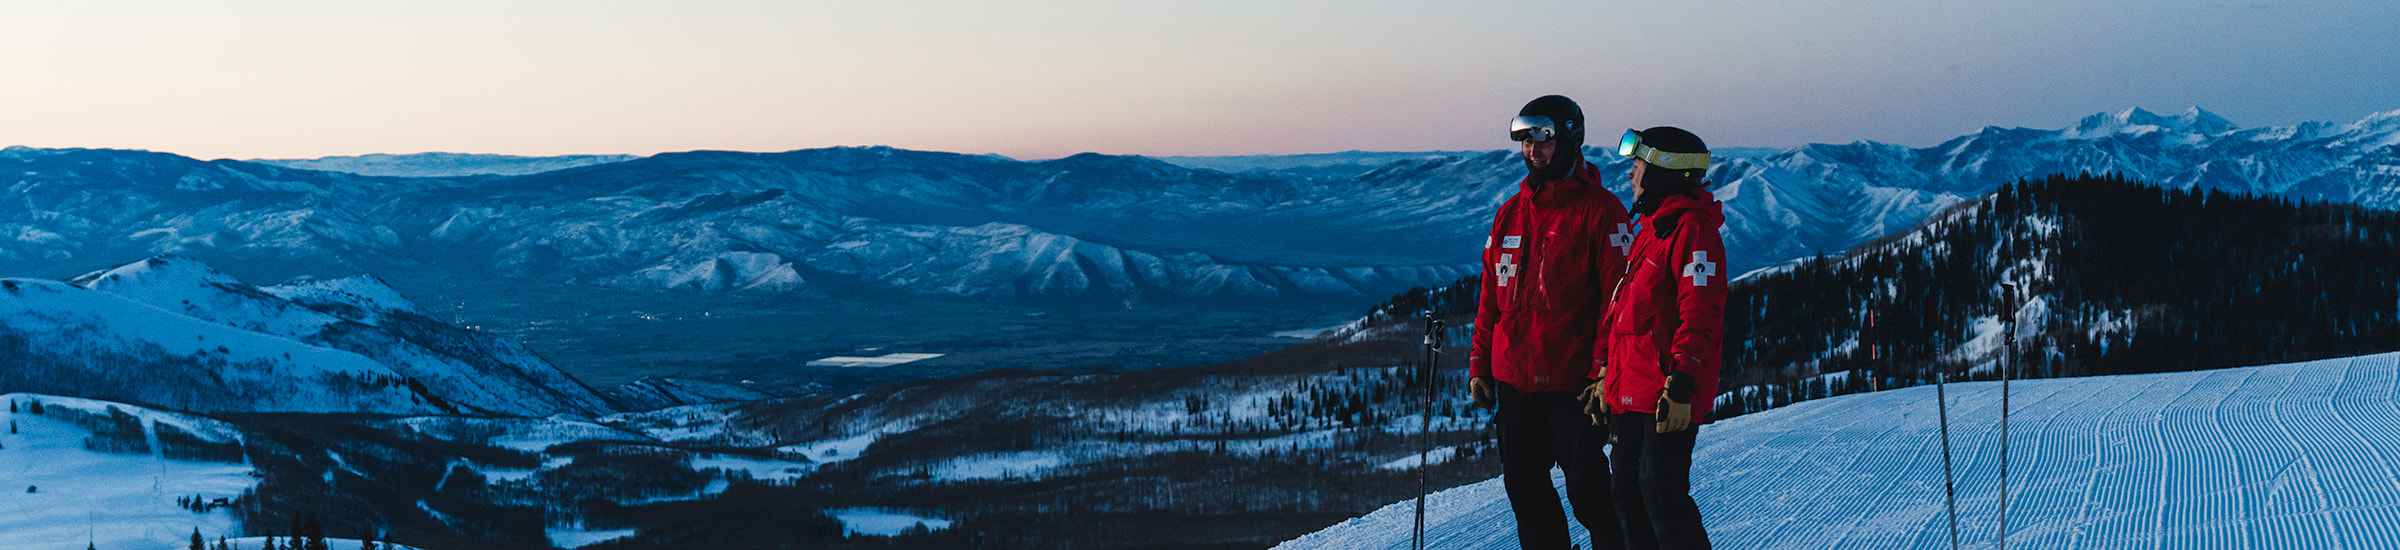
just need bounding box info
[1595,126,1724,550]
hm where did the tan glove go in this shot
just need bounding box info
[1579,371,1608,424]
[1470,376,1497,410]
[1655,371,1695,433]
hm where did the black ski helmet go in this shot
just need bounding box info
[1516,95,1586,182]
[1629,126,1709,215]
[1633,126,1708,190]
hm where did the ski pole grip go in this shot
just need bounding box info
[1422,311,1443,352]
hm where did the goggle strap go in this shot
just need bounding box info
[1638,147,1710,170]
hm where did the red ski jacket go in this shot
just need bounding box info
[1469,162,1633,393]
[1602,190,1728,422]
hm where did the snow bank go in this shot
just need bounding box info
[830,508,953,537]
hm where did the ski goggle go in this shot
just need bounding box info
[1616,129,1710,170]
[1509,115,1574,142]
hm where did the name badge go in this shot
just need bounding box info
[1501,236,1522,249]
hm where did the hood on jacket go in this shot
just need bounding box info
[1642,189,1724,237]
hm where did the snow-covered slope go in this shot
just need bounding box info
[1280,351,2400,550]
[3,256,615,416]
[0,394,257,550]
[603,376,778,412]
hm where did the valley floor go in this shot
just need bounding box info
[405,276,1358,395]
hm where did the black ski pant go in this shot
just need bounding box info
[1495,381,1623,550]
[1607,411,1711,550]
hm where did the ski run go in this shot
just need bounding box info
[1282,350,2400,550]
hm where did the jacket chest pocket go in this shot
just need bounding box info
[1532,227,1592,311]
[1611,257,1663,333]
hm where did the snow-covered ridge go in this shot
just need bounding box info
[1280,351,2400,550]
[246,152,641,177]
[2,256,616,416]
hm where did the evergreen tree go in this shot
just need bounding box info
[304,514,327,550]
[359,527,375,550]
[191,527,205,550]
[1712,173,2400,420]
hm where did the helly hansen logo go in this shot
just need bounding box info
[1609,223,1634,255]
[1494,254,1518,287]
[1683,251,1716,286]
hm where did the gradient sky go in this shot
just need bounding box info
[4,0,2397,160]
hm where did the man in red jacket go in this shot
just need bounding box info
[1597,126,1724,550]
[1469,95,1632,550]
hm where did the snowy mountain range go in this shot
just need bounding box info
[0,145,1481,305]
[248,152,641,177]
[9,107,2398,306]
[1698,107,2400,275]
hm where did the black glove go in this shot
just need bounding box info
[1655,371,1695,433]
[1470,376,1497,410]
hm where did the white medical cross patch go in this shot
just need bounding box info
[1682,251,1717,286]
[1494,253,1518,287]
[1608,223,1634,255]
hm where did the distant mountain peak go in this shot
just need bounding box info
[2066,106,2237,139]
[2349,109,2400,134]
[1042,151,1185,172]
[261,273,427,318]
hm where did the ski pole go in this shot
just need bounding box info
[1998,282,2017,550]
[1415,311,1443,550]
[1934,336,1960,550]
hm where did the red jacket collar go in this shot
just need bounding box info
[1519,161,1603,205]
[1653,188,1720,217]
